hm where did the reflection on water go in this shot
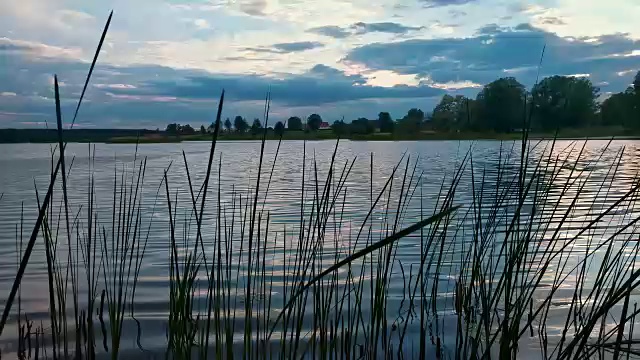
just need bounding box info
[1,139,640,358]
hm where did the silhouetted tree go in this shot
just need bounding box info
[331,120,347,137]
[206,120,222,133]
[601,71,640,128]
[378,112,394,133]
[307,114,323,131]
[234,116,249,133]
[224,118,232,132]
[531,76,599,130]
[166,123,179,134]
[287,116,303,131]
[181,124,195,134]
[274,121,285,137]
[476,77,526,132]
[397,108,424,133]
[200,125,206,134]
[350,118,375,135]
[601,90,635,127]
[251,118,263,135]
[634,71,640,126]
[430,95,471,131]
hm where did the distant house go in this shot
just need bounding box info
[319,122,330,130]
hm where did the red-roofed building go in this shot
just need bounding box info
[319,121,330,130]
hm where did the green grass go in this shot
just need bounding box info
[4,11,640,360]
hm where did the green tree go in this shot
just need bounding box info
[430,95,470,131]
[397,108,424,133]
[287,116,303,131]
[251,118,263,135]
[206,120,221,133]
[234,116,249,133]
[378,112,394,133]
[476,77,526,132]
[601,90,635,127]
[331,120,347,137]
[224,118,232,132]
[181,124,195,134]
[307,114,323,131]
[633,71,640,126]
[350,118,375,135]
[531,76,599,130]
[166,123,179,134]
[274,121,285,137]
[200,125,206,134]
[600,70,640,128]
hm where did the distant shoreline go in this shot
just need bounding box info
[1,126,638,144]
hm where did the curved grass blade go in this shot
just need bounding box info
[71,10,113,128]
[0,10,112,337]
[267,204,460,341]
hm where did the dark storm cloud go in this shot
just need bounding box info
[5,22,640,128]
[106,63,441,107]
[308,22,423,39]
[244,41,324,53]
[0,40,443,127]
[351,22,423,34]
[307,25,351,39]
[345,23,640,91]
[272,41,324,52]
[475,23,509,35]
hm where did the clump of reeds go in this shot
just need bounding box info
[3,12,640,360]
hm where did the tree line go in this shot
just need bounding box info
[165,113,325,137]
[421,71,640,134]
[166,71,640,137]
[424,71,640,134]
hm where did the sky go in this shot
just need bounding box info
[1,0,639,128]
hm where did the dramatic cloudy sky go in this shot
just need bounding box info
[1,0,639,128]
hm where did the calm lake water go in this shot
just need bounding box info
[1,139,639,357]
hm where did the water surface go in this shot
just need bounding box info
[1,139,639,357]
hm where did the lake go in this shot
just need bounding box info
[1,139,640,359]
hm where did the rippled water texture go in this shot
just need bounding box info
[1,139,640,358]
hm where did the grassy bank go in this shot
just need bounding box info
[2,126,637,144]
[106,126,639,144]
